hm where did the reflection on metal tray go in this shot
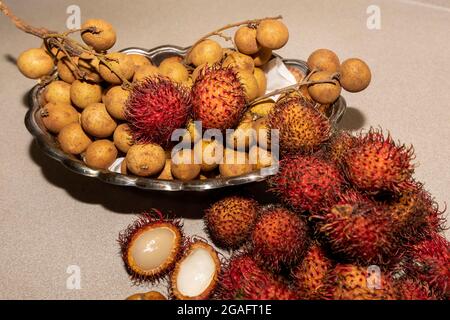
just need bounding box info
[25,45,347,191]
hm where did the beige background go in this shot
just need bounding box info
[0,0,449,300]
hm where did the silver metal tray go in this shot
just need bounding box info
[25,45,346,191]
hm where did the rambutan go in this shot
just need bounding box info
[125,75,191,147]
[325,130,358,165]
[395,278,440,300]
[342,128,415,194]
[117,210,184,283]
[268,94,331,154]
[319,203,397,265]
[218,253,298,300]
[251,206,308,271]
[204,196,259,249]
[269,154,345,213]
[292,243,333,299]
[325,264,397,300]
[402,233,450,298]
[192,64,246,130]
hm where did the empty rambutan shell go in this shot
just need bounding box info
[170,239,221,300]
[125,75,191,147]
[118,210,184,283]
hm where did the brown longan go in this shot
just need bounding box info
[251,47,272,67]
[195,140,223,172]
[238,71,259,102]
[40,102,79,134]
[234,26,260,55]
[81,19,116,52]
[104,86,130,120]
[157,159,174,180]
[133,64,160,82]
[171,149,201,181]
[339,58,372,92]
[158,60,189,83]
[256,19,289,50]
[98,52,135,84]
[129,54,152,69]
[125,143,166,176]
[44,81,71,105]
[84,140,118,169]
[57,57,78,84]
[70,80,102,109]
[188,39,223,67]
[307,71,341,104]
[113,123,134,153]
[81,103,117,138]
[77,57,102,83]
[222,51,254,73]
[253,68,267,96]
[219,149,254,177]
[17,48,54,79]
[58,123,92,154]
[307,49,340,73]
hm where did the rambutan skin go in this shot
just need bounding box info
[251,206,308,271]
[394,278,440,300]
[269,154,345,213]
[268,95,331,154]
[292,243,333,299]
[325,130,358,165]
[192,65,246,130]
[204,196,259,249]
[125,75,191,147]
[342,128,415,194]
[324,264,398,300]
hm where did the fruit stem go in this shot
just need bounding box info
[184,15,283,63]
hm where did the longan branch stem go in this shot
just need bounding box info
[185,15,283,62]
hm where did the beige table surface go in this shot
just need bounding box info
[0,0,449,300]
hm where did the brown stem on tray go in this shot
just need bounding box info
[0,0,131,87]
[184,15,283,63]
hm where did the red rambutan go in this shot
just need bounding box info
[125,75,191,147]
[269,154,345,213]
[395,278,440,300]
[325,130,358,165]
[192,64,246,130]
[342,128,415,194]
[251,206,308,271]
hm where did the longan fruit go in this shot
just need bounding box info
[17,48,54,79]
[98,52,135,84]
[182,119,202,144]
[219,149,254,177]
[238,71,259,102]
[81,103,117,138]
[222,51,254,73]
[113,123,134,153]
[307,71,341,104]
[307,49,340,73]
[195,139,223,172]
[249,99,274,117]
[251,47,272,67]
[57,57,78,84]
[78,57,102,83]
[126,143,166,177]
[129,54,152,69]
[339,58,372,92]
[157,159,174,180]
[188,39,223,67]
[256,19,289,50]
[253,68,267,96]
[126,291,167,300]
[158,60,189,83]
[227,119,255,151]
[40,102,79,134]
[171,149,201,181]
[84,140,118,169]
[191,63,207,82]
[253,117,270,150]
[133,64,160,82]
[234,26,260,55]
[104,86,130,120]
[249,145,274,169]
[70,80,102,109]
[58,123,92,154]
[161,56,183,64]
[44,80,71,105]
[81,19,116,52]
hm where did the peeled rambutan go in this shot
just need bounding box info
[342,128,415,194]
[269,154,345,213]
[319,203,397,265]
[395,278,440,300]
[292,243,333,299]
[268,94,331,154]
[251,206,308,271]
[402,233,450,298]
[192,64,246,130]
[204,196,259,249]
[118,210,184,283]
[325,264,398,300]
[125,75,191,147]
[218,253,298,300]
